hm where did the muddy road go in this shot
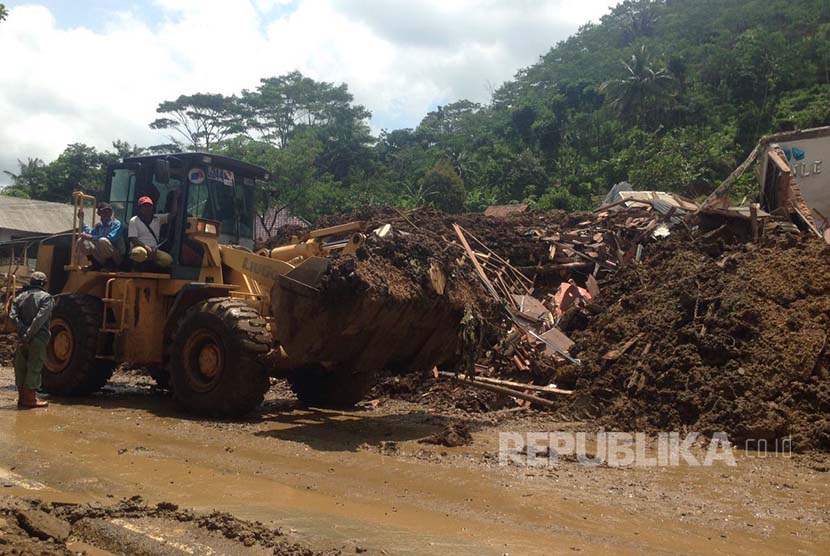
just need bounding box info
[1,370,828,555]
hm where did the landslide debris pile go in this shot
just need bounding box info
[318,207,576,291]
[271,209,503,374]
[564,235,830,450]
[311,206,830,450]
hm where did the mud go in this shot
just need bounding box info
[317,207,577,284]
[1,371,829,556]
[270,209,502,376]
[418,421,473,447]
[563,235,830,450]
[0,333,14,367]
[0,494,333,556]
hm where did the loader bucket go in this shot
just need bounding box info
[270,257,464,374]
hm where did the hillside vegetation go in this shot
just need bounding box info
[3,0,830,223]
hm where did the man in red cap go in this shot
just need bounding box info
[127,195,177,268]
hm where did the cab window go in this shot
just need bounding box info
[109,168,136,223]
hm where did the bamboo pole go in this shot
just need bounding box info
[439,372,558,408]
[450,372,574,396]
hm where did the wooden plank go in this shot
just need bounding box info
[452,223,501,301]
[603,333,644,361]
[439,372,559,407]
[452,372,574,396]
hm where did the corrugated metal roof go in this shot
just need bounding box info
[0,196,76,235]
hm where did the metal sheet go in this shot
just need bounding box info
[766,129,830,224]
[0,197,75,236]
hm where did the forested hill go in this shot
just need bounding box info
[3,0,830,222]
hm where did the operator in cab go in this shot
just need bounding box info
[77,201,125,270]
[128,194,178,269]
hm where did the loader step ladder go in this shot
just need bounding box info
[101,278,133,333]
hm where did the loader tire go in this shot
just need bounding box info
[287,366,375,408]
[43,294,115,395]
[168,298,271,417]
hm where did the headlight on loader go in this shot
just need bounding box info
[194,220,219,235]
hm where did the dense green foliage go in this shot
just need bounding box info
[4,0,830,220]
[1,141,143,201]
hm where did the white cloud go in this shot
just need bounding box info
[0,0,613,186]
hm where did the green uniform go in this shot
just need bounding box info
[10,287,54,390]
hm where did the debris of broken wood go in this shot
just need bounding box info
[602,333,644,362]
[438,371,561,408]
[465,369,574,395]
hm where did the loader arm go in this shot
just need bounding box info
[219,245,295,292]
[218,221,366,293]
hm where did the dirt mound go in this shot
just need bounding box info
[270,211,502,375]
[564,235,830,451]
[257,224,309,249]
[0,494,336,556]
[419,421,473,447]
[259,206,830,451]
[316,207,578,270]
[0,332,14,366]
[369,370,511,414]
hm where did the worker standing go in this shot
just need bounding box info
[9,271,54,409]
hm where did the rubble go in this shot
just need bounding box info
[562,234,830,450]
[315,202,688,407]
[309,200,830,450]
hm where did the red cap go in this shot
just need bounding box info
[138,196,154,206]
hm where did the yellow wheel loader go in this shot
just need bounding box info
[7,153,460,416]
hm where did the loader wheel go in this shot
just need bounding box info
[43,294,115,395]
[287,366,375,408]
[168,298,271,417]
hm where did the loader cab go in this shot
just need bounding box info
[105,153,269,279]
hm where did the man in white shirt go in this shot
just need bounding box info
[128,195,177,268]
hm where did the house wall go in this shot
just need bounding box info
[0,228,46,243]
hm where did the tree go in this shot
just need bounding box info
[99,140,146,168]
[604,0,663,44]
[150,93,243,151]
[2,144,109,202]
[0,4,8,22]
[2,158,48,199]
[44,143,107,201]
[241,71,371,149]
[600,45,675,126]
[406,159,465,213]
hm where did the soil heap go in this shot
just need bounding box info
[314,207,830,450]
[563,234,830,450]
[269,209,503,376]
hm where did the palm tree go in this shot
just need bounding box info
[2,158,47,198]
[601,45,675,126]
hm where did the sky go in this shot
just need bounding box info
[0,0,615,186]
